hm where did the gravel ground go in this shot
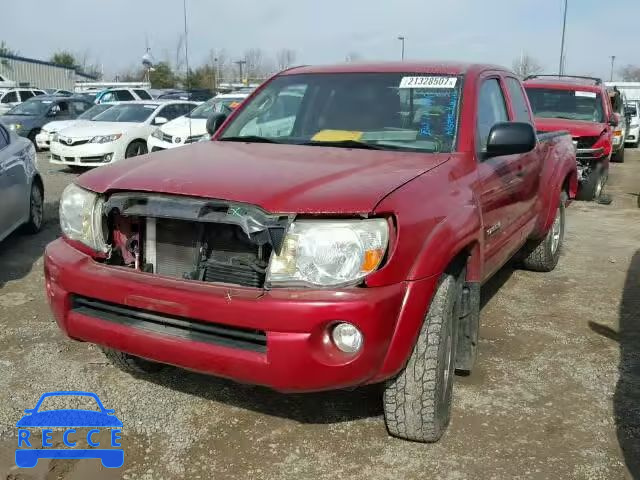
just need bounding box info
[1,151,639,480]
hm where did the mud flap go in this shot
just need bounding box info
[455,282,480,372]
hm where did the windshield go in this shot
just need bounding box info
[188,99,236,119]
[7,99,53,116]
[92,104,158,123]
[525,87,605,123]
[219,73,462,153]
[78,103,113,120]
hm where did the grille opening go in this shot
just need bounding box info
[71,295,267,352]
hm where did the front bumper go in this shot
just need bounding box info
[35,132,51,150]
[50,141,124,166]
[44,238,437,392]
[147,136,178,152]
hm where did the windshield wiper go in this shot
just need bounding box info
[298,140,386,150]
[219,135,281,144]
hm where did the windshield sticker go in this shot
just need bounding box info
[575,91,596,98]
[400,76,457,89]
[41,101,53,104]
[144,105,158,109]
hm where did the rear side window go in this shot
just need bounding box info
[115,90,135,101]
[506,77,531,123]
[134,89,152,100]
[477,78,509,150]
[19,90,34,101]
[0,125,9,149]
[1,91,18,103]
[33,90,45,96]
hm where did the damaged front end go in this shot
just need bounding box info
[101,193,293,289]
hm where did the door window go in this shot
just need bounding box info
[114,90,135,101]
[477,78,509,151]
[71,101,91,116]
[0,125,9,150]
[505,77,531,123]
[134,89,152,100]
[19,90,35,101]
[1,91,18,103]
[157,105,183,121]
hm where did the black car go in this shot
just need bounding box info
[1,96,94,148]
[157,89,213,102]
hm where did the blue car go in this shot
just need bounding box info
[15,391,123,468]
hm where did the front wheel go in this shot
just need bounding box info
[520,192,566,272]
[23,182,44,234]
[611,146,625,163]
[125,141,147,159]
[383,273,460,442]
[577,167,605,201]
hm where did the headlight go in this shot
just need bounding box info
[90,134,122,144]
[151,128,163,140]
[267,218,389,287]
[59,184,107,252]
[8,123,21,131]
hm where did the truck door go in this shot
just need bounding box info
[475,77,525,280]
[504,76,542,231]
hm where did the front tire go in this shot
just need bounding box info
[611,146,625,163]
[101,347,164,375]
[521,192,566,272]
[383,273,460,442]
[125,141,147,159]
[577,167,605,201]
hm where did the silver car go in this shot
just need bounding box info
[0,121,44,242]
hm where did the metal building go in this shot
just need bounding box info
[0,54,96,90]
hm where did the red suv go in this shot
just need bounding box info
[524,75,616,201]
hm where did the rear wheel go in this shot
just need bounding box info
[125,141,147,159]
[101,347,165,374]
[383,273,461,442]
[521,192,566,272]
[23,182,43,234]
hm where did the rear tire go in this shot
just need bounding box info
[101,347,165,374]
[577,167,605,201]
[23,182,44,234]
[383,273,460,442]
[125,141,147,159]
[521,192,566,272]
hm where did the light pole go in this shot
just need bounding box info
[235,60,247,85]
[559,0,568,75]
[610,55,616,82]
[397,36,405,61]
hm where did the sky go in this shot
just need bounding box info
[3,0,639,80]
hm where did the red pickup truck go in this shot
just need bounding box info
[45,63,577,442]
[524,75,617,201]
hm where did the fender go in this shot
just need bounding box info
[534,152,577,238]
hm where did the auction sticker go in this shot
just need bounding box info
[575,91,596,98]
[399,76,457,89]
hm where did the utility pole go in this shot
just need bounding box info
[397,36,405,61]
[610,55,616,82]
[559,0,568,75]
[235,60,246,84]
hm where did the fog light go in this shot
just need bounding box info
[104,154,113,162]
[331,323,363,354]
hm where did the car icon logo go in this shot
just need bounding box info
[174,137,182,144]
[66,138,73,145]
[15,391,124,469]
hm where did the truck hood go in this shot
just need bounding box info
[77,141,450,213]
[534,117,607,137]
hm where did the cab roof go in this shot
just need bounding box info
[524,76,604,93]
[282,61,510,77]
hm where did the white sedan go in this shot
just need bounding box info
[35,103,115,150]
[50,100,196,167]
[147,93,248,151]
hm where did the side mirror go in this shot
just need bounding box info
[609,113,620,127]
[47,106,60,117]
[206,112,228,135]
[485,122,536,157]
[154,116,168,125]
